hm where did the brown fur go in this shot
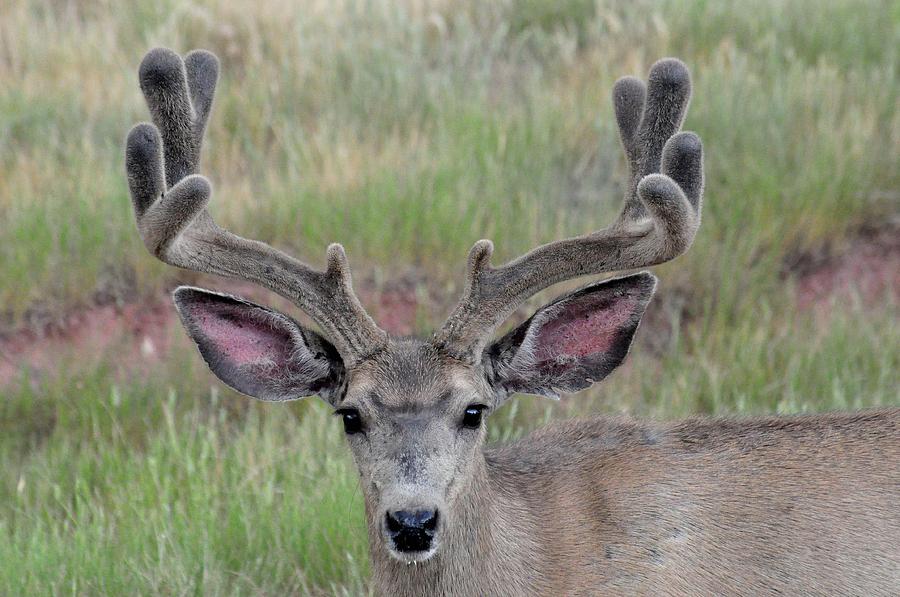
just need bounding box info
[371,408,900,596]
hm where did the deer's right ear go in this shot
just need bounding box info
[173,287,345,404]
[484,273,656,401]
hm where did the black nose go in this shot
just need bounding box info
[385,509,439,553]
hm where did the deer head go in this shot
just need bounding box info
[125,49,702,564]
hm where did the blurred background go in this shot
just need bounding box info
[1,0,897,594]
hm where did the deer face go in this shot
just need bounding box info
[339,342,492,561]
[172,273,655,562]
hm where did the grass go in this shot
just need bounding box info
[2,390,370,595]
[0,0,896,321]
[1,297,897,595]
[0,0,898,594]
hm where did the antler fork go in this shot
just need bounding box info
[433,58,704,360]
[125,48,386,364]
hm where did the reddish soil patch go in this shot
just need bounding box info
[2,227,897,389]
[788,222,900,313]
[0,277,428,388]
[0,299,173,388]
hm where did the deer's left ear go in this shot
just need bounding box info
[484,273,656,400]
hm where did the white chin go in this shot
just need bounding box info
[387,546,438,565]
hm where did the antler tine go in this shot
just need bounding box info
[434,58,703,359]
[125,48,386,364]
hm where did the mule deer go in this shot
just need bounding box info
[125,48,900,595]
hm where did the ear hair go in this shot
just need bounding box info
[485,273,656,400]
[173,287,346,404]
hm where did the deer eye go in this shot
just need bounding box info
[336,408,364,435]
[461,404,486,429]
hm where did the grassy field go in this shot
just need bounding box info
[1,0,898,594]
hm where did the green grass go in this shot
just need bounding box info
[1,298,897,595]
[0,0,898,594]
[2,395,370,595]
[0,0,896,321]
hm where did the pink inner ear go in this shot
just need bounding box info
[533,294,638,361]
[192,302,294,368]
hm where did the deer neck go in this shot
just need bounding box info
[369,452,542,596]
